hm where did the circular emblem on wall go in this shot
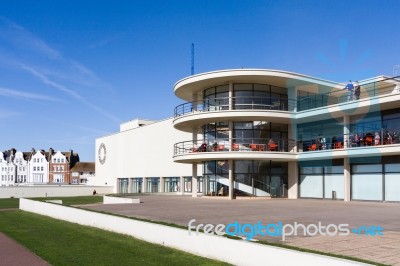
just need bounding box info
[98,143,107,165]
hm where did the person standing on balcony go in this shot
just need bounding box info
[344,80,354,101]
[354,81,361,100]
[374,132,381,145]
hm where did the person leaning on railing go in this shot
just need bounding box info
[344,80,354,101]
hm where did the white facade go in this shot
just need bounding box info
[0,151,16,186]
[28,151,49,183]
[14,151,28,184]
[96,69,400,201]
[95,118,201,192]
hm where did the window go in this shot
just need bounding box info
[41,166,44,171]
[33,167,36,171]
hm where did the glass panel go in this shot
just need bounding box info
[385,163,400,172]
[300,167,323,174]
[352,164,382,173]
[300,175,323,198]
[324,174,344,199]
[324,166,344,174]
[352,174,382,200]
[385,174,400,201]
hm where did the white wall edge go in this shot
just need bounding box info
[19,198,368,266]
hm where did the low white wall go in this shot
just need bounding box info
[20,198,365,266]
[103,195,140,204]
[0,186,113,198]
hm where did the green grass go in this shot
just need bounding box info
[33,195,103,206]
[0,210,230,266]
[0,198,19,209]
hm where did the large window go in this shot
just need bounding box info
[299,160,344,199]
[298,119,343,151]
[165,177,180,192]
[202,83,288,111]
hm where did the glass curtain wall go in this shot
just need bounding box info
[204,160,288,197]
[130,178,142,193]
[165,177,180,192]
[203,83,288,111]
[351,156,400,201]
[117,178,128,193]
[146,177,160,193]
[298,119,343,151]
[299,160,344,199]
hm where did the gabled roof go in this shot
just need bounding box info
[70,162,95,172]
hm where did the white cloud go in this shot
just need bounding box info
[0,86,60,102]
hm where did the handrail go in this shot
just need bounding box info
[297,75,400,111]
[174,96,296,117]
[174,138,297,155]
[299,129,400,151]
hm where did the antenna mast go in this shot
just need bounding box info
[191,43,194,75]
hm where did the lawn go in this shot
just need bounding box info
[33,195,103,205]
[0,210,230,266]
[0,198,19,209]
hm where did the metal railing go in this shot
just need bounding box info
[234,175,271,195]
[174,138,297,156]
[299,129,400,152]
[297,76,400,111]
[174,96,296,117]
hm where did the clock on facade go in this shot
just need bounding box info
[98,143,107,165]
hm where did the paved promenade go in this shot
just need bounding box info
[83,195,400,265]
[0,232,49,266]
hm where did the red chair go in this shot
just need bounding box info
[250,144,257,151]
[309,144,317,151]
[269,143,278,151]
[365,136,373,146]
[334,142,343,149]
[218,144,225,151]
[232,143,240,151]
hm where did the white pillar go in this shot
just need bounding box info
[344,157,351,201]
[288,161,298,199]
[229,81,233,110]
[289,122,297,152]
[160,176,165,193]
[229,121,233,151]
[142,177,147,193]
[192,163,198,197]
[228,159,235,199]
[180,176,184,195]
[128,178,132,193]
[343,115,350,149]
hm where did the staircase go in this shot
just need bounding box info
[216,176,271,197]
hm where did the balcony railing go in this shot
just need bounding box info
[174,138,297,156]
[174,96,296,117]
[297,76,400,111]
[299,129,400,152]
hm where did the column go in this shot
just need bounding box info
[343,115,350,149]
[128,178,132,193]
[229,121,233,151]
[160,176,165,193]
[288,122,297,152]
[142,177,147,193]
[344,157,351,202]
[288,161,298,199]
[229,81,233,110]
[228,159,235,199]
[180,176,184,195]
[192,163,198,197]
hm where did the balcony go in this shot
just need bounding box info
[174,96,296,118]
[173,138,297,163]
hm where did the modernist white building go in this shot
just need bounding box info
[95,69,400,202]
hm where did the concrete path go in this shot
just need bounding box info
[83,195,400,265]
[0,232,49,266]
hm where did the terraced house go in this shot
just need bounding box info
[0,148,80,185]
[95,69,400,202]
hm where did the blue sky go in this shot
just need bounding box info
[1,0,399,161]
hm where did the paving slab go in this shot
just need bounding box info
[82,195,400,265]
[0,232,49,266]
